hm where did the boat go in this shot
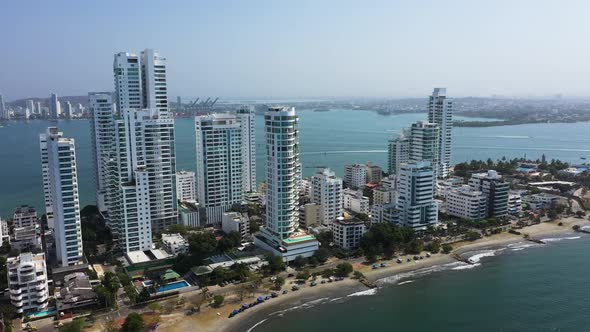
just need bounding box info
[313,108,331,112]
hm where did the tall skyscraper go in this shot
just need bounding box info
[387,131,410,177]
[40,127,84,266]
[26,99,36,114]
[89,92,115,212]
[236,106,257,193]
[254,107,318,261]
[49,93,61,119]
[195,113,243,225]
[64,101,73,119]
[36,101,43,116]
[409,121,440,175]
[396,161,438,230]
[39,131,54,228]
[428,88,453,178]
[0,93,8,120]
[109,109,177,251]
[311,168,343,224]
[88,49,176,253]
[141,49,169,117]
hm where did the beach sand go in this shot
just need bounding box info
[155,217,590,332]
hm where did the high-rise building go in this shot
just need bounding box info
[141,49,169,117]
[89,92,115,212]
[108,109,176,251]
[104,49,176,251]
[41,127,84,266]
[176,170,196,202]
[113,52,143,112]
[446,185,487,220]
[366,161,383,184]
[195,113,243,225]
[409,121,440,174]
[64,101,73,119]
[311,168,343,224]
[36,101,43,116]
[387,132,410,176]
[428,88,453,178]
[8,252,49,314]
[236,106,257,193]
[49,93,61,118]
[343,164,367,189]
[39,130,55,229]
[468,170,509,218]
[0,93,8,120]
[254,107,319,261]
[26,99,36,114]
[396,161,438,230]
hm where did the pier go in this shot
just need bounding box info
[451,253,474,265]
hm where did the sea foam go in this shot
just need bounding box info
[348,288,378,297]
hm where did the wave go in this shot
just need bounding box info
[540,236,581,243]
[452,263,481,270]
[397,280,415,285]
[348,288,378,297]
[247,319,268,332]
[507,242,542,251]
[466,249,502,264]
[268,297,330,316]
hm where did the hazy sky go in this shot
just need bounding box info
[2,0,589,100]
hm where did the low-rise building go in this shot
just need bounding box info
[55,272,99,314]
[300,203,321,228]
[8,252,49,314]
[161,233,189,256]
[365,162,383,184]
[178,201,201,228]
[523,193,566,212]
[343,189,370,215]
[508,192,523,216]
[329,216,367,250]
[13,205,38,228]
[446,186,487,220]
[0,217,9,244]
[222,212,250,240]
[469,170,509,218]
[11,225,42,251]
[372,186,395,206]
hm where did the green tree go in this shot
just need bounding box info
[212,295,225,308]
[264,255,285,274]
[334,262,353,277]
[0,304,15,332]
[148,302,161,313]
[406,239,424,255]
[425,239,441,253]
[442,244,453,254]
[313,247,330,263]
[249,218,260,233]
[465,231,482,241]
[292,255,307,268]
[166,223,189,235]
[59,318,85,332]
[273,276,285,290]
[121,313,144,332]
[217,231,242,251]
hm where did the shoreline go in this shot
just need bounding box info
[156,217,589,332]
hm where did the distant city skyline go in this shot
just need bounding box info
[3,0,590,100]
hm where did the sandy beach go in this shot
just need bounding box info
[155,217,590,332]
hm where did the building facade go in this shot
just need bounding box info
[446,186,487,220]
[254,107,319,261]
[161,233,189,256]
[195,113,243,225]
[8,252,49,314]
[13,205,37,228]
[89,92,115,212]
[428,88,453,178]
[49,93,61,118]
[236,106,257,193]
[388,133,410,177]
[311,168,343,224]
[343,189,370,215]
[396,161,438,230]
[343,164,367,189]
[329,217,367,250]
[222,212,250,240]
[468,170,509,218]
[176,170,196,202]
[409,121,440,173]
[41,127,84,266]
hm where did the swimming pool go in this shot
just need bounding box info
[28,308,57,318]
[156,280,190,293]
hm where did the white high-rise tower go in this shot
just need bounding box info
[195,113,243,225]
[49,93,61,119]
[141,49,169,117]
[40,127,84,266]
[387,131,410,177]
[428,88,453,178]
[396,161,438,230]
[409,121,440,175]
[254,107,318,261]
[89,92,115,212]
[236,106,257,193]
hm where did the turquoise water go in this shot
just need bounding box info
[28,308,57,318]
[2,111,590,218]
[244,236,590,332]
[156,280,189,293]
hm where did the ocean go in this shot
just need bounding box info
[2,109,590,218]
[242,235,590,332]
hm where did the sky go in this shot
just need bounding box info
[1,0,590,100]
